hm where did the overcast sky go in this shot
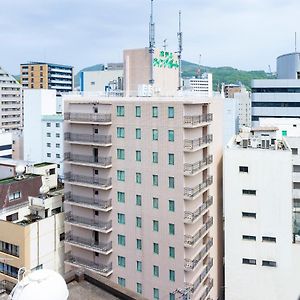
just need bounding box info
[1,0,300,74]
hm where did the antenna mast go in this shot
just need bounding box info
[177,10,183,90]
[149,0,155,85]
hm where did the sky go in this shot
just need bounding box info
[1,0,300,74]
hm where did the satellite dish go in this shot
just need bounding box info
[15,164,26,180]
[10,269,69,300]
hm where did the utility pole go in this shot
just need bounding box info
[177,10,183,90]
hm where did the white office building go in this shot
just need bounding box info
[23,89,64,177]
[234,89,251,128]
[183,73,213,97]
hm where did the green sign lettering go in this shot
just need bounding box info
[153,51,179,69]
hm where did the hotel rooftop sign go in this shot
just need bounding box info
[153,51,179,69]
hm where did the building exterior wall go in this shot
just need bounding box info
[234,90,251,128]
[277,52,300,79]
[0,132,13,159]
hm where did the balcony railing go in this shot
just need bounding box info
[184,176,213,200]
[184,238,213,271]
[184,113,213,126]
[64,172,112,188]
[64,192,112,211]
[64,112,111,123]
[184,217,213,247]
[65,252,112,276]
[199,278,213,300]
[185,258,213,293]
[184,155,213,175]
[64,133,112,145]
[64,153,112,167]
[184,197,213,223]
[184,134,213,151]
[65,212,112,232]
[65,233,112,254]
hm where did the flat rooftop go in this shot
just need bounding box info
[0,174,39,185]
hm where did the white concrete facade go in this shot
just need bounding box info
[233,89,251,128]
[183,73,213,97]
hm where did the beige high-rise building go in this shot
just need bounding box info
[63,93,223,300]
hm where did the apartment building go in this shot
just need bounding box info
[0,66,22,131]
[63,93,223,300]
[224,128,300,300]
[20,62,73,96]
[0,162,64,286]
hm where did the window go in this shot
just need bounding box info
[117,170,125,182]
[169,223,175,235]
[153,220,159,232]
[136,282,142,294]
[56,133,60,138]
[152,152,158,163]
[168,153,174,165]
[152,106,158,118]
[118,277,126,287]
[117,127,125,138]
[136,150,141,162]
[168,130,174,142]
[293,165,300,172]
[169,270,175,282]
[242,212,256,218]
[136,195,142,206]
[153,175,158,186]
[136,106,141,117]
[117,106,125,116]
[46,132,51,137]
[242,258,256,265]
[242,235,256,241]
[242,189,256,195]
[169,246,175,258]
[118,256,126,267]
[94,128,98,134]
[168,107,174,118]
[262,236,276,242]
[117,149,125,160]
[153,197,159,209]
[8,191,21,201]
[117,192,125,203]
[292,148,298,155]
[56,123,60,128]
[168,200,175,212]
[136,172,142,184]
[56,143,60,148]
[118,234,126,246]
[262,260,277,267]
[47,153,51,158]
[0,262,19,278]
[0,241,19,257]
[136,128,141,139]
[56,154,60,158]
[46,122,51,127]
[153,243,159,254]
[136,217,142,228]
[136,239,142,250]
[47,143,51,147]
[169,293,175,300]
[153,265,159,277]
[239,166,248,173]
[136,261,142,272]
[152,129,158,141]
[6,213,18,222]
[153,288,159,300]
[117,213,125,224]
[168,177,175,189]
[294,182,300,189]
[282,130,287,136]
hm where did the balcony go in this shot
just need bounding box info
[184,155,213,176]
[64,192,112,212]
[65,213,112,233]
[184,176,213,200]
[64,153,112,168]
[184,238,213,271]
[64,113,112,125]
[184,196,213,223]
[184,113,213,128]
[65,252,113,277]
[64,133,112,146]
[184,134,213,152]
[64,172,112,190]
[199,278,213,300]
[184,217,213,247]
[185,258,213,293]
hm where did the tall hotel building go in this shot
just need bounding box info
[63,48,223,300]
[20,62,73,95]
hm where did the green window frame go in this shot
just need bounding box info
[168,130,174,142]
[136,261,142,272]
[117,234,126,246]
[117,170,125,181]
[153,220,159,232]
[136,282,142,294]
[152,174,158,186]
[153,242,159,254]
[153,288,159,300]
[136,239,142,250]
[168,177,175,188]
[117,127,125,138]
[118,256,126,267]
[136,195,142,206]
[136,128,141,139]
[169,270,175,282]
[152,152,158,163]
[169,293,175,300]
[169,223,175,235]
[168,153,174,165]
[116,106,125,116]
[136,150,141,162]
[152,129,158,141]
[136,216,142,228]
[169,246,175,258]
[117,148,125,160]
[153,265,159,277]
[153,197,159,209]
[135,106,141,117]
[168,200,175,212]
[136,172,142,184]
[118,277,126,287]
[117,191,125,203]
[152,106,158,118]
[117,213,125,224]
[168,107,174,118]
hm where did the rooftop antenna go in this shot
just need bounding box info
[177,10,183,90]
[149,0,155,86]
[295,32,297,52]
[163,39,167,51]
[196,54,202,78]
